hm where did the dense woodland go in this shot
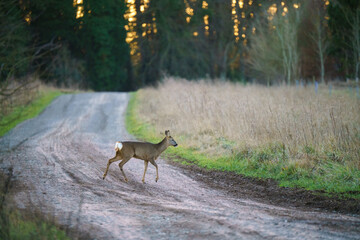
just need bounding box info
[1,0,359,91]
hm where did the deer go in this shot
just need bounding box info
[102,130,178,183]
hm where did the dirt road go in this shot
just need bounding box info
[0,93,359,239]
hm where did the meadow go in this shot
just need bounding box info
[127,77,360,196]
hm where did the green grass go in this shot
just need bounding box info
[126,91,360,199]
[0,210,70,240]
[0,90,62,137]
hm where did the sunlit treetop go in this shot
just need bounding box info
[73,0,84,19]
[119,0,329,57]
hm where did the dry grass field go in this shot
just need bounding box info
[130,77,360,193]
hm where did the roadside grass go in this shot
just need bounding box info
[0,87,62,137]
[0,209,69,240]
[0,85,70,239]
[126,78,360,198]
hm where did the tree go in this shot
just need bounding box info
[150,0,209,80]
[274,3,303,84]
[208,0,238,80]
[80,0,131,91]
[126,0,246,84]
[0,0,38,122]
[25,0,131,91]
[247,1,304,85]
[25,0,83,85]
[328,0,360,82]
[0,0,31,81]
[246,14,283,85]
[308,0,330,83]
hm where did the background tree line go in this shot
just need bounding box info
[1,0,359,91]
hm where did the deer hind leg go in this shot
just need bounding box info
[149,159,159,182]
[103,154,122,180]
[118,157,131,183]
[142,161,149,183]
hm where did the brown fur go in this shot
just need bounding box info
[102,130,177,183]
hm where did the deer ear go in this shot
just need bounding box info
[165,130,170,136]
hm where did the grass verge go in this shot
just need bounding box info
[126,91,360,199]
[0,89,62,137]
[1,88,69,239]
[0,209,69,240]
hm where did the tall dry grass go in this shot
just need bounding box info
[0,78,39,117]
[0,78,80,118]
[136,77,360,169]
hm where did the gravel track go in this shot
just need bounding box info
[0,92,359,239]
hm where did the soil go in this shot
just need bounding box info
[169,160,360,215]
[0,92,359,240]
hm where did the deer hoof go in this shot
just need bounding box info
[102,175,106,180]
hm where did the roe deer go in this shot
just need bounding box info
[102,130,178,183]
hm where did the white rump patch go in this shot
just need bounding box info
[114,141,123,151]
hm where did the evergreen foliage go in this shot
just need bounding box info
[0,0,31,81]
[1,0,359,90]
[15,0,130,91]
[328,0,360,81]
[80,0,130,91]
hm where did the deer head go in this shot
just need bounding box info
[165,130,178,147]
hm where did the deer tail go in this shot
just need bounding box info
[114,141,123,151]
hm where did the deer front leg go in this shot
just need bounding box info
[149,159,159,182]
[142,160,149,183]
[118,157,131,182]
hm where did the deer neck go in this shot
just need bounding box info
[156,137,169,155]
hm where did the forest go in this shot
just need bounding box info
[1,0,360,91]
